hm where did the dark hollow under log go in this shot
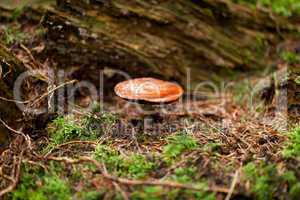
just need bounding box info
[0,43,25,147]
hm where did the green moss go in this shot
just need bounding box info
[83,111,118,136]
[243,162,300,200]
[131,186,165,200]
[1,25,29,45]
[290,183,300,200]
[294,76,300,85]
[243,163,277,200]
[163,132,198,163]
[170,167,197,183]
[45,116,84,151]
[9,7,25,21]
[233,0,300,17]
[76,191,105,200]
[282,126,300,159]
[281,51,300,64]
[131,183,215,200]
[41,176,71,200]
[94,144,154,179]
[45,113,118,152]
[12,175,71,200]
[123,154,155,179]
[11,163,71,200]
[93,144,122,169]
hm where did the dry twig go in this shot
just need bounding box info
[0,150,24,197]
[225,169,240,200]
[45,156,231,194]
[44,140,98,157]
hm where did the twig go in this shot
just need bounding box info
[29,79,76,107]
[162,151,199,179]
[225,169,240,200]
[0,150,24,197]
[45,156,230,194]
[22,159,48,172]
[1,79,75,108]
[103,162,130,200]
[44,140,98,157]
[20,44,42,68]
[0,118,32,150]
[0,118,24,135]
[0,96,30,104]
[113,181,129,200]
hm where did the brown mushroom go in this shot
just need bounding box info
[114,77,184,103]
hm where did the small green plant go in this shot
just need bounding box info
[9,7,24,21]
[290,183,300,200]
[282,126,300,159]
[131,186,164,200]
[294,76,300,85]
[1,26,28,45]
[243,163,277,200]
[48,116,83,145]
[233,0,300,16]
[243,162,300,200]
[281,51,299,64]
[40,176,71,200]
[83,112,117,136]
[131,184,215,200]
[243,163,300,200]
[163,132,198,163]
[77,191,104,200]
[170,167,197,183]
[93,144,122,171]
[123,154,154,179]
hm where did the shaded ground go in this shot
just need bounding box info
[0,1,300,200]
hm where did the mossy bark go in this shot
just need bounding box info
[42,0,299,85]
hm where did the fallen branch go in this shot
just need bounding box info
[45,155,231,194]
[44,140,98,157]
[225,169,240,200]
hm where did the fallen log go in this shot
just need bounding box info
[42,0,299,85]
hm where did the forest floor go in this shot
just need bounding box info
[0,1,300,200]
[3,81,298,200]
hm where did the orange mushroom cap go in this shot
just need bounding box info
[114,77,184,103]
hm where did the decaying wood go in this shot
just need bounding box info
[42,0,299,84]
[0,43,25,127]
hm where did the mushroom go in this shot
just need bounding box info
[114,77,184,103]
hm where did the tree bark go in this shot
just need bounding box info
[42,0,299,85]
